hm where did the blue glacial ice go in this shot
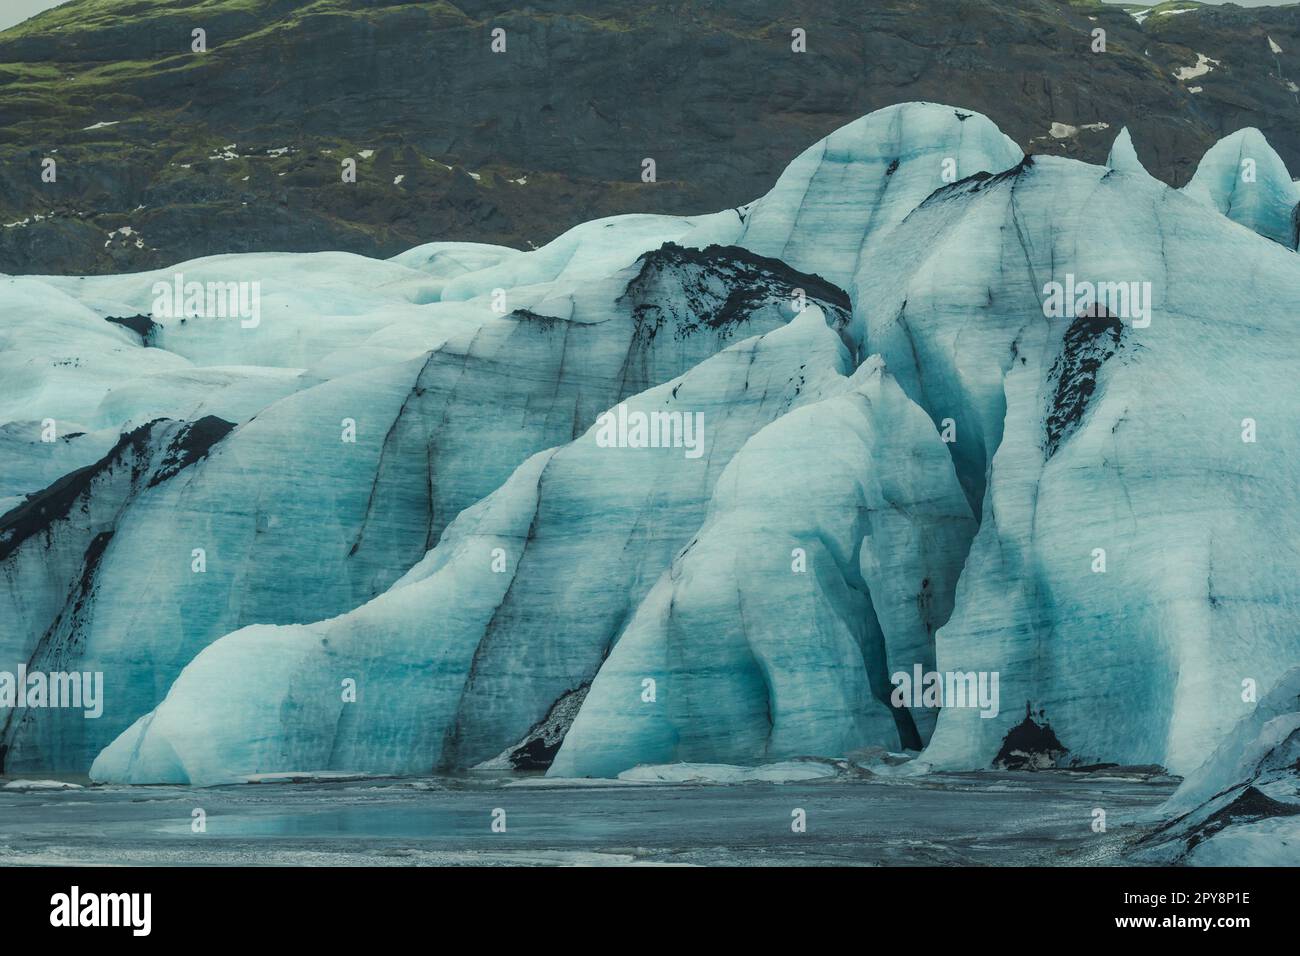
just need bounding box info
[6,237,849,771]
[90,306,859,784]
[0,103,1296,811]
[1182,127,1300,249]
[1129,667,1300,864]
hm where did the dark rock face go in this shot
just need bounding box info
[146,416,236,488]
[0,422,157,562]
[994,703,1069,770]
[620,242,852,345]
[3,0,1300,275]
[1044,306,1125,458]
[1132,720,1300,863]
[1183,784,1300,852]
[103,313,160,345]
[0,416,235,564]
[472,684,591,772]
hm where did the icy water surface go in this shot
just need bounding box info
[0,770,1177,866]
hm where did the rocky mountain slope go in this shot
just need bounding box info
[4,0,1300,274]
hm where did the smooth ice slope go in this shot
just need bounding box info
[551,357,976,778]
[1105,127,1148,176]
[736,102,1023,296]
[1183,128,1299,248]
[91,309,858,784]
[5,240,847,772]
[851,155,1300,775]
[0,416,234,767]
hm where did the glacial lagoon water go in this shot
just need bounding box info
[0,768,1176,866]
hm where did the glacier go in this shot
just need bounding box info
[0,102,1296,851]
[549,354,976,778]
[5,237,851,771]
[1130,667,1300,864]
[1181,127,1300,249]
[91,307,863,784]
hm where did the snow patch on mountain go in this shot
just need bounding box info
[1174,53,1219,83]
